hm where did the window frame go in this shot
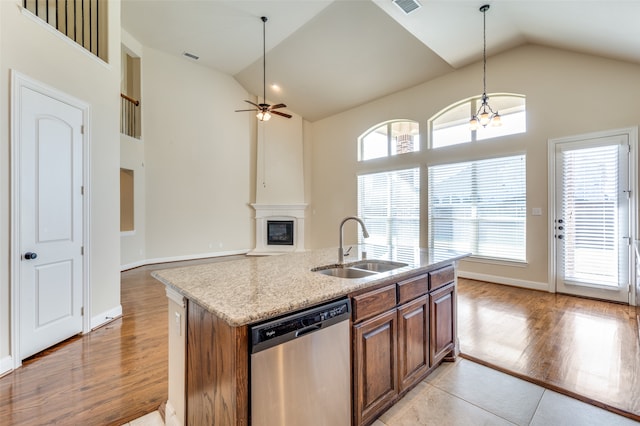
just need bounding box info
[429,94,526,149]
[358,119,420,162]
[357,167,421,253]
[427,154,527,263]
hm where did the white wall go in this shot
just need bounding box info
[308,44,640,289]
[256,114,305,205]
[120,29,147,269]
[143,47,255,261]
[0,0,121,367]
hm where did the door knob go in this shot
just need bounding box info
[24,252,38,260]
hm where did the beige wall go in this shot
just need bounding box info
[308,44,640,288]
[0,0,121,366]
[120,29,146,268]
[256,113,305,205]
[143,47,255,260]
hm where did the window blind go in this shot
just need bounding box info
[357,168,420,256]
[428,155,526,261]
[560,145,620,287]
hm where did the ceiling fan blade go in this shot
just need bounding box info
[244,100,260,108]
[269,103,287,110]
[271,110,292,119]
[235,109,258,112]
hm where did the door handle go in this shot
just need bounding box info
[24,252,38,260]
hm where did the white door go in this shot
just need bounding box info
[553,133,631,303]
[18,86,84,360]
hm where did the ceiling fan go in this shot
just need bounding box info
[236,16,291,121]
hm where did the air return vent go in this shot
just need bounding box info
[182,52,199,60]
[393,0,421,14]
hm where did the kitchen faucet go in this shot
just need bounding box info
[338,216,370,263]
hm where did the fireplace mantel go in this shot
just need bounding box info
[248,203,307,256]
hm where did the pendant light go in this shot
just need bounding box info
[235,17,292,121]
[470,4,501,130]
[257,16,271,121]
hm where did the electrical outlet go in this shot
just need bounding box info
[532,207,542,216]
[174,312,181,336]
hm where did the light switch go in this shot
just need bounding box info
[532,207,542,216]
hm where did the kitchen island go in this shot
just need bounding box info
[152,245,468,425]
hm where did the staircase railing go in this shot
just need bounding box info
[121,93,140,139]
[22,0,107,62]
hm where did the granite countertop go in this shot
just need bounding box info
[151,245,469,327]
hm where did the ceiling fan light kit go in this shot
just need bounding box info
[470,4,501,130]
[235,16,292,121]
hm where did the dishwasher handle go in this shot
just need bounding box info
[295,324,322,338]
[251,298,351,354]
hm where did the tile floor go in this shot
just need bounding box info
[375,359,639,426]
[124,359,639,426]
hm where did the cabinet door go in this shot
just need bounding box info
[397,295,429,392]
[353,309,398,426]
[430,283,456,366]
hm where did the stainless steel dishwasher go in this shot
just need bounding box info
[250,298,351,426]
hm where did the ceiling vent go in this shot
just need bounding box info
[182,52,199,60]
[393,0,422,14]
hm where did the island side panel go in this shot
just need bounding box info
[186,300,249,425]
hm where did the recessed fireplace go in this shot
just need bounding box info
[267,220,294,246]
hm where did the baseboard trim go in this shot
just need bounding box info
[0,355,13,377]
[120,249,250,271]
[458,270,550,292]
[91,305,123,330]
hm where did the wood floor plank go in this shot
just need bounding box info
[0,265,169,425]
[457,278,640,422]
[1,259,638,424]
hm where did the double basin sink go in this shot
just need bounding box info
[311,259,408,279]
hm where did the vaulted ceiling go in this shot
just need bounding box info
[121,0,640,122]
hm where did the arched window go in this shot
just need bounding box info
[429,94,526,149]
[358,120,420,161]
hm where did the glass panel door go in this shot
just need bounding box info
[554,135,630,303]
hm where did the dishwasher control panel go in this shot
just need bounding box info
[250,298,351,354]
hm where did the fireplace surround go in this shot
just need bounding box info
[248,203,307,255]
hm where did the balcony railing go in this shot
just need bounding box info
[23,0,107,62]
[121,93,140,139]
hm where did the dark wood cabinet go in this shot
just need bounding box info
[397,295,429,392]
[430,282,456,365]
[353,308,398,426]
[352,264,457,425]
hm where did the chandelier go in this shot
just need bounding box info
[470,4,501,130]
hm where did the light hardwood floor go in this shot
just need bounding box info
[0,260,638,424]
[458,277,640,421]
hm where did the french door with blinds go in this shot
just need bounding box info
[552,131,633,303]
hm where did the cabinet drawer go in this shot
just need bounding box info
[429,265,454,291]
[397,274,428,305]
[352,284,397,323]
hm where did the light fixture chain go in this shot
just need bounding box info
[483,6,487,96]
[262,16,267,104]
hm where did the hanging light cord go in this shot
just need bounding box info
[261,16,267,106]
[482,5,487,98]
[470,4,501,129]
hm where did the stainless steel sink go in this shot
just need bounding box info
[314,267,377,278]
[350,260,408,273]
[312,259,408,279]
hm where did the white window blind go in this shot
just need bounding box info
[357,168,420,258]
[428,155,526,261]
[560,144,622,287]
